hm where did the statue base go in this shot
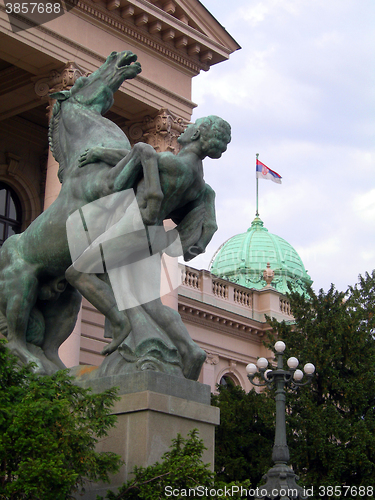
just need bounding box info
[72,370,219,500]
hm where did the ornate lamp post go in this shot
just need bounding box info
[246,341,315,500]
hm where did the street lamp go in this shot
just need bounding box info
[246,341,315,500]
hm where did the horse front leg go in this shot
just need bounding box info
[78,147,130,168]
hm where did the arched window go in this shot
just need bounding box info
[219,374,239,387]
[0,182,22,246]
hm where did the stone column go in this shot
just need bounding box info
[160,219,180,310]
[43,150,61,210]
[33,62,86,366]
[34,62,86,210]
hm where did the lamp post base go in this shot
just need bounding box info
[255,463,308,500]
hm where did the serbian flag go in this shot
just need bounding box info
[256,159,282,184]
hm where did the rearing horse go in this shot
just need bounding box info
[0,51,163,373]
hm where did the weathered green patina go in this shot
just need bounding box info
[210,216,313,294]
[0,51,142,374]
[0,51,230,380]
[66,115,231,380]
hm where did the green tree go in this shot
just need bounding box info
[0,340,122,500]
[268,270,375,489]
[211,381,274,486]
[100,429,251,500]
[100,429,214,499]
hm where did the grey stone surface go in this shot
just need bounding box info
[71,366,211,405]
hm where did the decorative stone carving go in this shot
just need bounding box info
[263,262,275,287]
[33,61,86,98]
[128,109,189,153]
[33,62,87,120]
[229,359,237,371]
[205,352,219,365]
[6,153,20,176]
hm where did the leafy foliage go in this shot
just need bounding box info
[99,429,214,500]
[212,381,274,486]
[267,271,375,487]
[99,429,251,500]
[0,340,122,500]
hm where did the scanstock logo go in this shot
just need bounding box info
[4,0,78,32]
[66,189,183,311]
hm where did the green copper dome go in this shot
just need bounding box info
[210,217,312,294]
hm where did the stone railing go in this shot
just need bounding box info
[212,280,229,299]
[180,265,252,309]
[181,267,200,290]
[233,288,252,307]
[179,265,294,322]
[279,298,291,316]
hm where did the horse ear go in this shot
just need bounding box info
[49,90,71,101]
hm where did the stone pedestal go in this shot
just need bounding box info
[75,371,219,500]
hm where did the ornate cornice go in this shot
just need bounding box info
[135,76,196,108]
[0,3,108,64]
[1,0,234,73]
[66,0,209,73]
[178,298,269,342]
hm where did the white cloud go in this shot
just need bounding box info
[352,189,375,222]
[190,0,375,292]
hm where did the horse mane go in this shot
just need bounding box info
[48,101,66,183]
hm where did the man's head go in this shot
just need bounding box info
[178,116,231,159]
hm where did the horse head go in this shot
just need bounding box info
[50,51,141,116]
[48,51,141,182]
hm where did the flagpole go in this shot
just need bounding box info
[256,153,259,217]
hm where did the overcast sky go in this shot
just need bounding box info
[187,0,375,293]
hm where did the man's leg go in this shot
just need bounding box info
[143,299,206,380]
[65,267,130,355]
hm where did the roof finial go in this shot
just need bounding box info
[263,262,274,287]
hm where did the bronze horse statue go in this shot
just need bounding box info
[0,51,165,374]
